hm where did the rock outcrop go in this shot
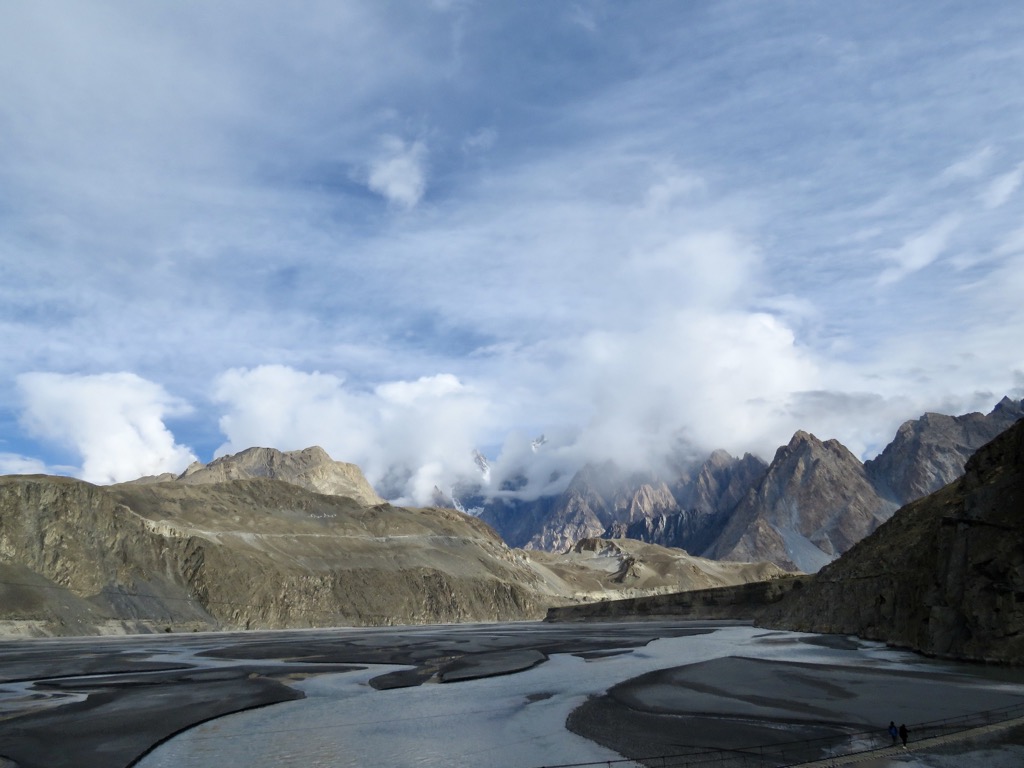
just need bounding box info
[174,445,384,506]
[762,417,1024,663]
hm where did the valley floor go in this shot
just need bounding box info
[1,621,1023,768]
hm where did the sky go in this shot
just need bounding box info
[2,1,1023,504]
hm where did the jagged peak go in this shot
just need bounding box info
[772,430,821,461]
[823,438,858,459]
[991,395,1024,415]
[789,430,817,445]
[703,448,736,468]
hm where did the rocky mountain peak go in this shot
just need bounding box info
[172,446,383,507]
[709,427,895,573]
[773,430,820,460]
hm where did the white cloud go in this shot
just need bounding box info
[212,366,489,504]
[16,372,196,484]
[877,214,961,286]
[213,366,373,459]
[563,310,822,464]
[628,230,759,309]
[366,135,428,209]
[981,162,1024,209]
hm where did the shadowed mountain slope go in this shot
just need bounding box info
[865,396,1024,504]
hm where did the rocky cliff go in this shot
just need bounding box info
[762,417,1024,664]
[0,475,545,635]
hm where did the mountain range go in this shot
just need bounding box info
[0,448,780,636]
[1,397,1020,637]
[474,397,1023,572]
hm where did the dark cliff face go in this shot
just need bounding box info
[762,418,1024,664]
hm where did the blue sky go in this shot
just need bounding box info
[2,1,1023,502]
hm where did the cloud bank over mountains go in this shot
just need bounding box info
[2,2,1023,502]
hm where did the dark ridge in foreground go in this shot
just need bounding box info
[760,417,1024,664]
[545,576,810,622]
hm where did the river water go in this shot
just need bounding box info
[134,624,1024,768]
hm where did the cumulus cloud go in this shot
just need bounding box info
[16,372,196,483]
[559,310,820,464]
[366,135,428,209]
[206,308,824,504]
[212,366,490,504]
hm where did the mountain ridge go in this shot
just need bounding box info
[479,398,1024,572]
[0,468,780,636]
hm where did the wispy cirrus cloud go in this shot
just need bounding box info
[939,145,995,183]
[981,162,1024,209]
[877,215,962,286]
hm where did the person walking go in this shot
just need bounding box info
[888,721,898,745]
[899,723,909,748]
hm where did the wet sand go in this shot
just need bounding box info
[568,651,1024,766]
